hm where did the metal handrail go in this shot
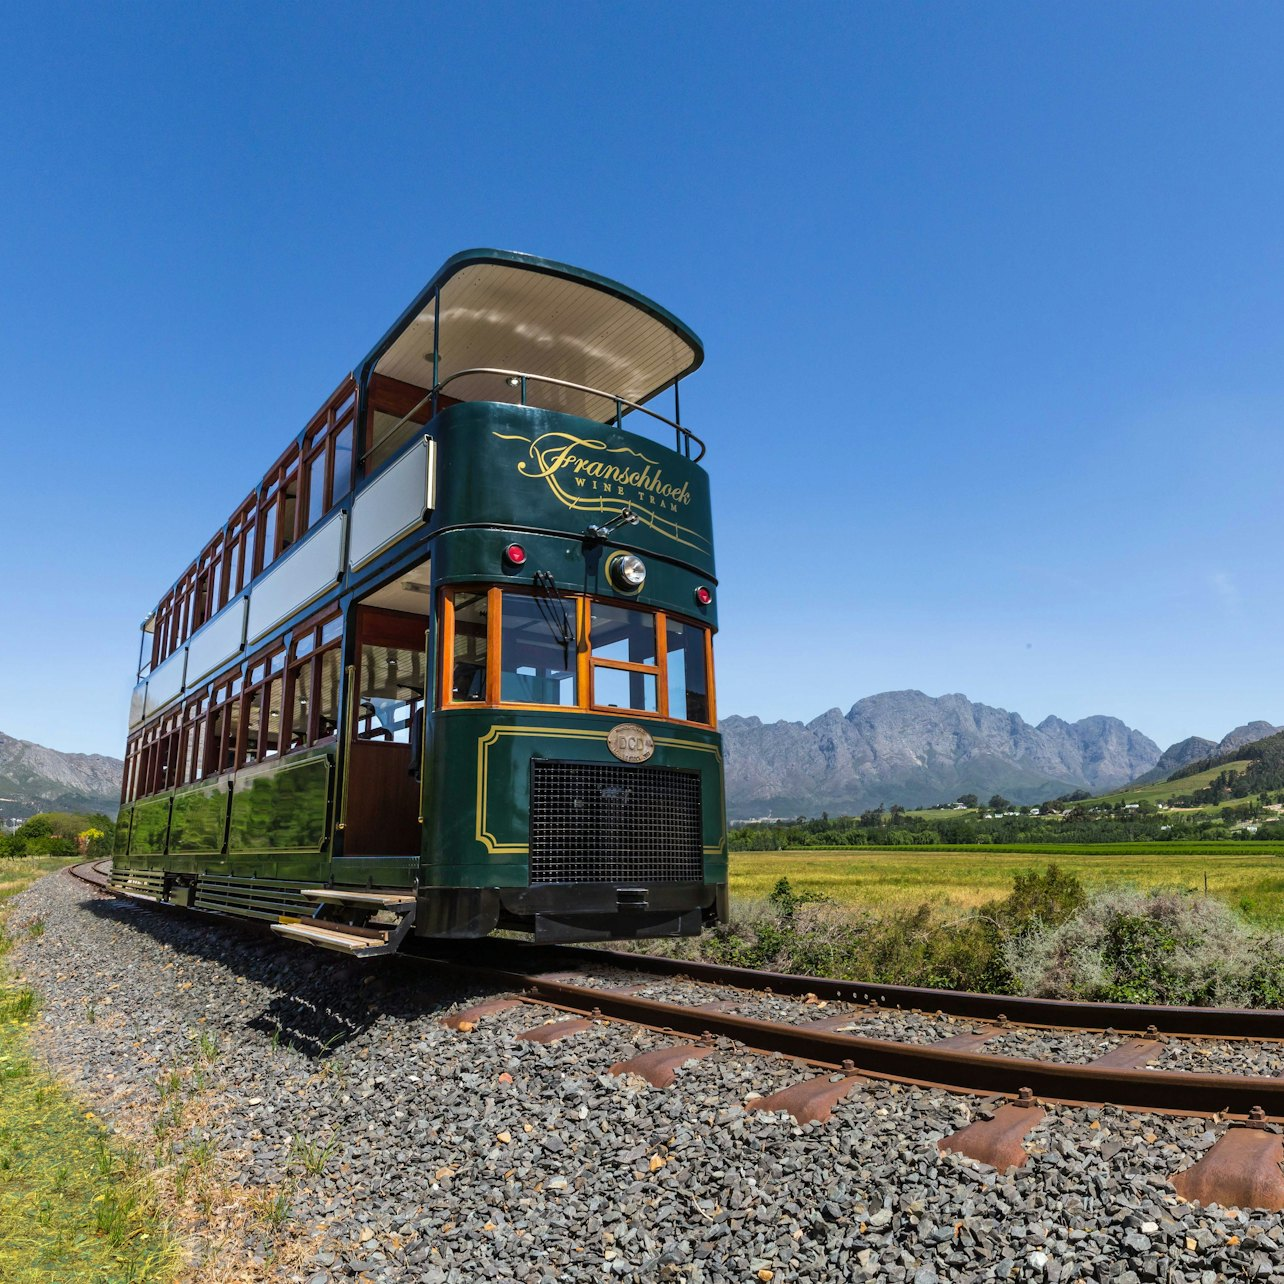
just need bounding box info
[362,367,706,464]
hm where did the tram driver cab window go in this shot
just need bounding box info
[449,592,488,702]
[499,590,576,706]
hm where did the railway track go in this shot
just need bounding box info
[69,859,1284,1207]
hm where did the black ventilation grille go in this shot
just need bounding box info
[529,760,704,885]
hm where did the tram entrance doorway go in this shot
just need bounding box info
[336,568,430,867]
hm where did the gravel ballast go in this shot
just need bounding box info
[10,870,1284,1283]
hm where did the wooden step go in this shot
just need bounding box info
[300,888,417,913]
[271,920,401,958]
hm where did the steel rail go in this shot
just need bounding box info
[427,956,1284,1118]
[522,942,1284,1042]
[69,865,1284,1116]
[68,861,112,888]
[75,868,1284,1043]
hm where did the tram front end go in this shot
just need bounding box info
[419,401,728,943]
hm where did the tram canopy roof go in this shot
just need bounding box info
[360,250,703,423]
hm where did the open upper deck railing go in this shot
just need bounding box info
[360,367,707,469]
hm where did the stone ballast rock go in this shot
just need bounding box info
[10,871,1284,1282]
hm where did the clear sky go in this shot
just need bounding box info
[2,2,1282,758]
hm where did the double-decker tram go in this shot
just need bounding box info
[111,250,727,954]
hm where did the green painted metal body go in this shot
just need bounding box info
[425,709,726,890]
[112,251,725,939]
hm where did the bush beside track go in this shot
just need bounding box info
[643,866,1284,1007]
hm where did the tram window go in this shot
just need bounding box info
[366,413,421,473]
[317,647,341,738]
[591,603,656,665]
[204,707,223,777]
[157,720,179,792]
[262,679,282,758]
[306,449,327,529]
[188,716,206,782]
[180,718,198,784]
[223,700,241,771]
[449,592,488,703]
[666,620,710,724]
[357,644,424,743]
[499,592,576,706]
[259,499,278,575]
[287,658,312,749]
[332,421,353,499]
[279,463,298,553]
[243,688,262,763]
[594,665,658,714]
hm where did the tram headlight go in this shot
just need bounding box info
[608,552,646,592]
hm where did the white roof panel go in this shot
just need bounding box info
[371,256,699,423]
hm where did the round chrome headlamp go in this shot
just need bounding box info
[608,552,647,592]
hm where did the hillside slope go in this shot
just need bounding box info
[0,732,122,822]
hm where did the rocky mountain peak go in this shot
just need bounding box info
[720,690,1160,820]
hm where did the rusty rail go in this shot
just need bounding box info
[514,942,1284,1041]
[422,955,1284,1118]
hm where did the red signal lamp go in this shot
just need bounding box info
[694,585,713,606]
[504,543,527,566]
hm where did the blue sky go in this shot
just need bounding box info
[2,2,1282,757]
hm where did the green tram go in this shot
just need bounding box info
[111,250,727,954]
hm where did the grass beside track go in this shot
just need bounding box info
[0,857,176,1284]
[729,847,1284,924]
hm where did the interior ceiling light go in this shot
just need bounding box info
[610,553,646,591]
[505,375,522,387]
[504,543,527,566]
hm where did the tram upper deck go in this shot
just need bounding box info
[131,250,712,699]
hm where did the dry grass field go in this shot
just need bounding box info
[729,847,1284,924]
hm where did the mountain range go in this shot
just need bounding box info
[720,692,1281,820]
[2,698,1280,827]
[0,731,122,824]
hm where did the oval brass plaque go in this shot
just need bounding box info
[607,723,655,763]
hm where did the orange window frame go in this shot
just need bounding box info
[438,587,716,727]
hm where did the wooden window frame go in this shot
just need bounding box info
[437,587,716,728]
[588,601,663,719]
[301,379,357,530]
[227,495,257,597]
[237,646,286,767]
[139,382,356,688]
[122,734,140,803]
[278,605,344,755]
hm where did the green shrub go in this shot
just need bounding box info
[698,875,1030,992]
[674,867,1284,1007]
[1005,887,1284,1006]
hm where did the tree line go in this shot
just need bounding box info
[0,812,115,859]
[729,801,1283,850]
